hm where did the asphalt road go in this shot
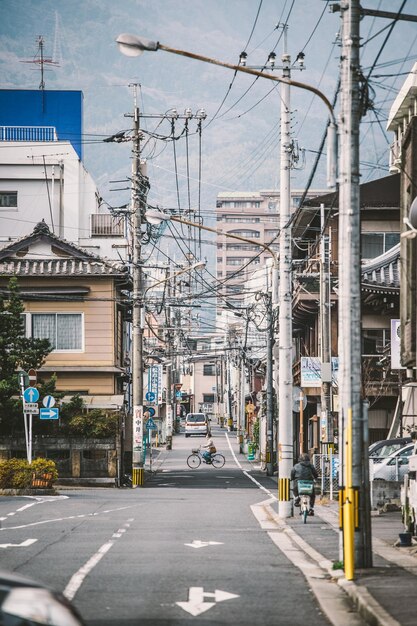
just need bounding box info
[0,426,350,625]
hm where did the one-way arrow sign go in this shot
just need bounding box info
[176,587,239,616]
[184,540,224,549]
[40,408,59,420]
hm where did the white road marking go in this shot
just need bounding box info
[0,505,139,532]
[224,433,242,469]
[64,520,132,601]
[184,540,224,549]
[176,587,239,616]
[224,432,277,500]
[0,538,38,549]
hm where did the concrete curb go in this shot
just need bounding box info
[264,500,401,626]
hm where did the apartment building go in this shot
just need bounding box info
[215,189,326,309]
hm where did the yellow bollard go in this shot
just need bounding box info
[343,408,355,580]
[132,468,144,487]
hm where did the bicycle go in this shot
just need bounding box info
[187,446,225,469]
[297,480,315,523]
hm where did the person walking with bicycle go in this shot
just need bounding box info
[291,453,318,515]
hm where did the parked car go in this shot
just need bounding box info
[369,437,412,463]
[0,569,86,625]
[184,412,209,437]
[371,443,414,481]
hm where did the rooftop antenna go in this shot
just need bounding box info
[21,36,60,90]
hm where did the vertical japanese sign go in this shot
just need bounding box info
[148,365,163,405]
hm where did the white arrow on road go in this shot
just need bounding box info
[176,587,239,616]
[0,539,38,549]
[184,540,224,549]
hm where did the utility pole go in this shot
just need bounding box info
[320,203,333,448]
[266,293,274,476]
[278,30,293,518]
[337,1,372,567]
[130,84,148,487]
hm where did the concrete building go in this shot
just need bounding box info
[0,89,128,261]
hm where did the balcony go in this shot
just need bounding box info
[91,214,124,237]
[0,126,57,142]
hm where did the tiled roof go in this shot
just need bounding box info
[0,258,127,277]
[361,243,400,291]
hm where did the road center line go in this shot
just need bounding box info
[225,432,277,500]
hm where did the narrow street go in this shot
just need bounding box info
[0,426,364,625]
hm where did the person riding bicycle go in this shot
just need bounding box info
[291,453,318,515]
[202,432,216,464]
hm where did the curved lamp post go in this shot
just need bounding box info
[117,33,337,516]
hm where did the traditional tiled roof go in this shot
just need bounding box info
[361,243,400,292]
[0,220,128,278]
[0,258,126,277]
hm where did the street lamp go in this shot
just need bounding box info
[117,33,337,516]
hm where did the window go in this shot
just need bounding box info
[32,313,83,351]
[268,201,277,211]
[226,243,260,251]
[225,217,260,223]
[203,394,215,403]
[203,364,215,376]
[0,191,17,210]
[361,329,388,355]
[229,229,260,238]
[361,232,400,259]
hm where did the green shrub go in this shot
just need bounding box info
[0,458,57,489]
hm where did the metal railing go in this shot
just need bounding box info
[90,214,124,237]
[0,126,57,142]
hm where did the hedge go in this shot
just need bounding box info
[0,458,58,489]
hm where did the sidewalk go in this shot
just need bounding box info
[246,453,417,626]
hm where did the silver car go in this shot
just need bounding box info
[371,443,414,481]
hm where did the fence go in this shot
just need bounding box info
[311,452,411,504]
[312,453,339,500]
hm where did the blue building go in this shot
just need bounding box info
[0,89,83,160]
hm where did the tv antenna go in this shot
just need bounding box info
[21,36,60,90]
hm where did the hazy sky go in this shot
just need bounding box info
[1,0,415,220]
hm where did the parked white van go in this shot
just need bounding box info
[184,412,209,437]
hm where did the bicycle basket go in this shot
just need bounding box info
[298,480,314,494]
[191,448,199,453]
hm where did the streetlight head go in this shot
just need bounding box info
[145,209,169,225]
[116,33,159,57]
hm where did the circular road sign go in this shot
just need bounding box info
[145,406,156,417]
[23,387,39,403]
[43,395,56,408]
[145,391,156,402]
[28,368,37,385]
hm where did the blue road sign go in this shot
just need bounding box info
[40,408,59,420]
[145,391,156,402]
[23,387,39,403]
[145,406,156,417]
[175,391,182,398]
[146,417,157,430]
